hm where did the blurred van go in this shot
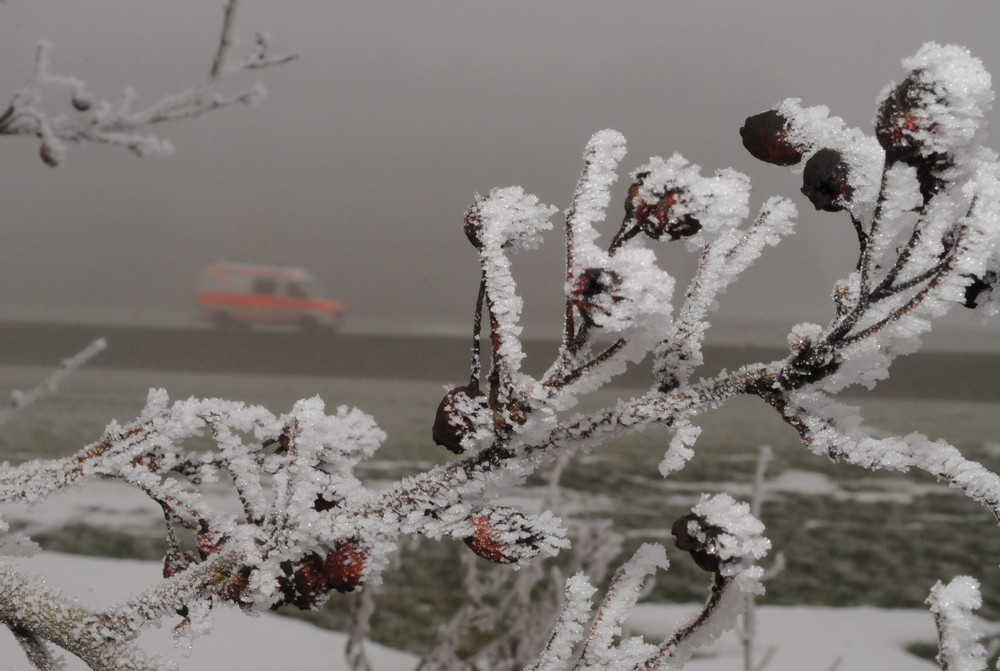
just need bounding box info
[197,263,346,331]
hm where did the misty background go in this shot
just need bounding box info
[1,0,999,351]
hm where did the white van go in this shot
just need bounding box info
[197,263,346,331]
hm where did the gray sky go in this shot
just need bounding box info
[2,0,999,350]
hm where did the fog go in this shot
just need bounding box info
[2,0,999,350]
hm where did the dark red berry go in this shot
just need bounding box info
[463,510,545,564]
[740,110,804,166]
[324,540,367,592]
[571,268,624,326]
[671,513,723,573]
[291,553,329,610]
[465,514,518,564]
[432,384,490,454]
[801,148,852,212]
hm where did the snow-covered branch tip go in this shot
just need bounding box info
[0,0,296,166]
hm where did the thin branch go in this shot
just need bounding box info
[0,337,106,426]
[210,0,241,80]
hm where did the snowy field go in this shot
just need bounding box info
[0,364,998,669]
[0,552,954,670]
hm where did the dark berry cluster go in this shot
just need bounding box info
[273,540,369,610]
[624,174,702,242]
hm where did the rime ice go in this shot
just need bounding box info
[2,41,1000,671]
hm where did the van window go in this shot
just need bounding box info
[253,278,278,295]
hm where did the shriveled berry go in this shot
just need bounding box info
[671,512,723,573]
[876,72,939,165]
[571,268,624,326]
[625,174,702,241]
[740,110,804,166]
[963,271,997,309]
[432,384,490,454]
[324,540,367,592]
[291,553,329,610]
[801,148,852,212]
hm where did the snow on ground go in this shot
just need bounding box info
[0,552,950,671]
[627,603,942,670]
[0,553,418,671]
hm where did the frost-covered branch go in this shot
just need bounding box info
[0,337,106,426]
[0,0,296,165]
[928,577,988,671]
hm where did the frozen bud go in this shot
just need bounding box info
[740,110,805,166]
[572,267,625,327]
[671,512,724,573]
[464,508,546,564]
[432,384,492,454]
[801,148,852,212]
[324,539,367,593]
[625,172,702,241]
[962,271,997,309]
[291,553,329,610]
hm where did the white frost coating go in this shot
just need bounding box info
[567,129,629,267]
[527,573,597,671]
[690,493,770,589]
[883,43,994,160]
[578,543,666,670]
[659,419,701,476]
[655,196,796,388]
[777,98,884,222]
[475,186,557,388]
[927,576,987,671]
[475,186,557,252]
[787,391,1000,519]
[631,154,751,250]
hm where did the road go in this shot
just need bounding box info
[0,321,995,399]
